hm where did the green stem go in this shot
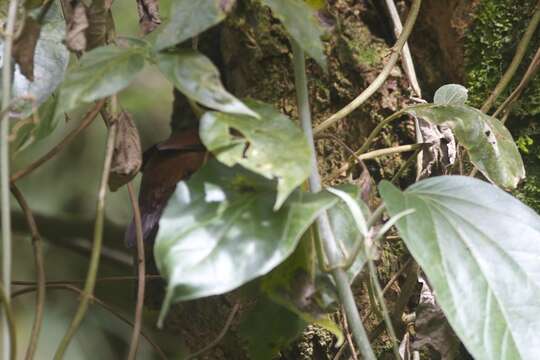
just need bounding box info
[313,0,422,135]
[1,0,19,357]
[292,40,376,360]
[0,282,16,360]
[480,1,540,113]
[53,117,118,359]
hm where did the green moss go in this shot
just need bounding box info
[513,122,540,213]
[464,0,540,115]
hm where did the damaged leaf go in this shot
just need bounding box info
[136,0,161,35]
[433,84,468,106]
[65,2,89,52]
[108,111,142,191]
[13,17,41,81]
[404,103,524,188]
[154,0,234,51]
[157,49,257,117]
[86,0,112,50]
[200,100,311,209]
[380,177,540,359]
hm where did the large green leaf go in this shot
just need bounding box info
[157,50,257,117]
[239,297,306,360]
[200,100,311,209]
[1,2,69,118]
[404,104,525,188]
[379,176,540,359]
[260,0,327,69]
[58,44,147,113]
[154,159,340,325]
[154,0,233,51]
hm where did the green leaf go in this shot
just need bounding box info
[58,44,146,113]
[1,2,69,118]
[239,297,306,360]
[433,84,468,105]
[260,0,327,69]
[154,0,233,51]
[200,100,311,209]
[379,176,540,360]
[157,49,257,117]
[404,104,525,188]
[154,159,340,325]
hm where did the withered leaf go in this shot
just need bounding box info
[86,0,110,50]
[136,0,161,35]
[13,17,41,81]
[109,111,142,191]
[65,2,89,52]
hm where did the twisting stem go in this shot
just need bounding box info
[1,0,19,356]
[10,185,46,360]
[313,0,422,134]
[12,284,167,360]
[0,282,16,360]
[10,100,106,183]
[480,1,540,113]
[54,115,118,359]
[127,183,145,360]
[291,40,376,360]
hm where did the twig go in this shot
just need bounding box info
[54,115,118,359]
[340,308,359,360]
[127,183,146,360]
[493,46,540,118]
[0,282,17,360]
[381,258,412,295]
[390,146,423,184]
[1,0,19,356]
[325,144,423,182]
[11,284,167,360]
[10,185,46,360]
[10,100,106,183]
[184,303,240,360]
[292,39,376,360]
[368,260,400,359]
[313,0,422,134]
[480,1,540,113]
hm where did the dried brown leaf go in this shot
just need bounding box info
[13,17,41,81]
[109,111,142,191]
[136,0,161,35]
[86,0,110,50]
[65,2,89,52]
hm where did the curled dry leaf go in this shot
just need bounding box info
[65,2,89,52]
[137,0,161,35]
[13,17,42,81]
[108,111,142,191]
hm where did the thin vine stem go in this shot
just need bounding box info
[126,183,146,360]
[480,1,540,113]
[10,100,106,183]
[0,282,17,360]
[313,0,422,135]
[1,0,19,356]
[10,185,46,360]
[53,115,118,359]
[12,284,167,360]
[292,40,376,360]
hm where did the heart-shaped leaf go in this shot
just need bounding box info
[154,0,234,51]
[404,104,525,188]
[200,100,311,209]
[157,49,257,117]
[260,0,327,69]
[58,44,147,113]
[433,84,468,106]
[379,176,540,359]
[154,159,340,325]
[0,2,69,118]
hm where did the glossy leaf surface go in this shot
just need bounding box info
[261,0,327,69]
[157,49,256,117]
[154,0,232,51]
[404,104,525,188]
[379,176,540,360]
[155,160,339,324]
[200,100,311,209]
